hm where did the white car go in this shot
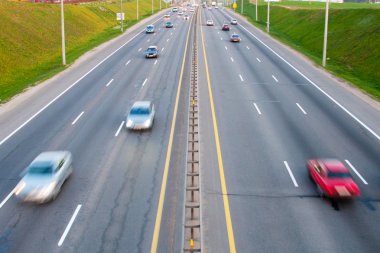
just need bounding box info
[206,20,214,26]
[14,151,73,203]
[178,11,184,15]
[126,101,155,130]
[184,14,190,20]
[231,19,238,25]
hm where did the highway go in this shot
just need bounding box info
[0,5,380,253]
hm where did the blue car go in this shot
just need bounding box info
[145,46,159,58]
[146,25,155,33]
[165,21,174,28]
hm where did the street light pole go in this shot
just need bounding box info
[322,0,330,67]
[266,0,270,33]
[160,0,161,10]
[61,0,66,65]
[120,0,124,32]
[137,0,139,20]
[256,0,258,21]
[152,0,153,14]
[241,0,243,14]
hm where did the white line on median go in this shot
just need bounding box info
[138,48,142,52]
[253,103,262,115]
[115,121,125,137]
[230,57,234,62]
[154,60,158,65]
[272,75,279,83]
[106,79,114,87]
[256,58,261,62]
[239,74,244,82]
[58,204,82,247]
[0,189,15,209]
[225,46,228,50]
[284,161,299,187]
[167,38,170,42]
[162,47,165,52]
[142,78,148,87]
[71,111,84,125]
[345,160,368,185]
[125,60,131,66]
[296,103,307,115]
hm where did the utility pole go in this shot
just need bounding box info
[61,0,66,65]
[137,0,139,20]
[267,0,270,33]
[241,0,243,14]
[256,0,258,21]
[152,0,153,14]
[322,0,330,67]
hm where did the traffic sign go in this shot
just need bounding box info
[233,3,237,9]
[116,13,125,21]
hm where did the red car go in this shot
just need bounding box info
[307,159,360,198]
[230,34,241,42]
[222,24,230,31]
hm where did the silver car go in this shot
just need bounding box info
[126,101,155,130]
[14,151,73,203]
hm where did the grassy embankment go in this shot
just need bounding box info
[231,1,380,100]
[0,0,166,102]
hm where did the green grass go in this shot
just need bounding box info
[0,0,166,103]
[232,1,380,100]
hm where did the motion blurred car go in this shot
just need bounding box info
[206,19,214,26]
[172,7,178,12]
[307,159,360,198]
[230,33,241,42]
[14,151,73,203]
[145,25,155,33]
[184,14,190,20]
[165,21,174,28]
[215,6,219,9]
[164,14,170,19]
[231,19,238,25]
[126,101,155,130]
[145,46,159,58]
[178,11,184,15]
[222,24,230,31]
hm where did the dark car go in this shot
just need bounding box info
[165,21,174,28]
[145,46,159,58]
[222,24,230,31]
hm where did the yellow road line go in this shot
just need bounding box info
[149,14,194,253]
[199,10,237,253]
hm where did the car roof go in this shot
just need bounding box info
[33,151,68,165]
[132,101,152,108]
[148,46,158,49]
[320,159,348,173]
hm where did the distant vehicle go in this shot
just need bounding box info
[145,46,159,58]
[126,101,155,130]
[215,6,219,9]
[222,24,230,31]
[172,7,178,12]
[178,11,184,15]
[165,21,174,28]
[145,25,155,33]
[230,33,241,42]
[206,19,214,26]
[307,159,360,198]
[211,1,216,6]
[14,151,73,203]
[184,14,190,20]
[231,19,238,25]
[188,7,195,12]
[164,14,170,19]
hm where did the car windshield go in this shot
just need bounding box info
[130,107,150,115]
[147,48,156,52]
[327,172,351,178]
[167,22,172,25]
[232,35,239,38]
[147,26,153,29]
[28,161,54,174]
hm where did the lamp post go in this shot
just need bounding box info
[61,0,66,65]
[137,0,139,20]
[120,0,124,32]
[322,0,330,67]
[256,0,258,21]
[152,0,153,14]
[241,0,243,14]
[266,0,270,33]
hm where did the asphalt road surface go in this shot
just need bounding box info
[0,5,380,253]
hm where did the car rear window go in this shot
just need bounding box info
[28,162,54,174]
[131,107,150,115]
[327,172,351,178]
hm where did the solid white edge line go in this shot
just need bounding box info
[272,75,279,83]
[345,160,368,185]
[256,58,261,62]
[125,60,131,66]
[106,79,114,87]
[0,189,15,209]
[71,111,84,125]
[253,103,262,115]
[142,78,148,87]
[115,121,125,137]
[284,161,299,187]
[233,20,380,141]
[239,74,244,82]
[0,16,163,147]
[58,204,82,247]
[230,57,234,62]
[296,103,307,115]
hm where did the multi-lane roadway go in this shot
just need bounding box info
[0,5,379,253]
